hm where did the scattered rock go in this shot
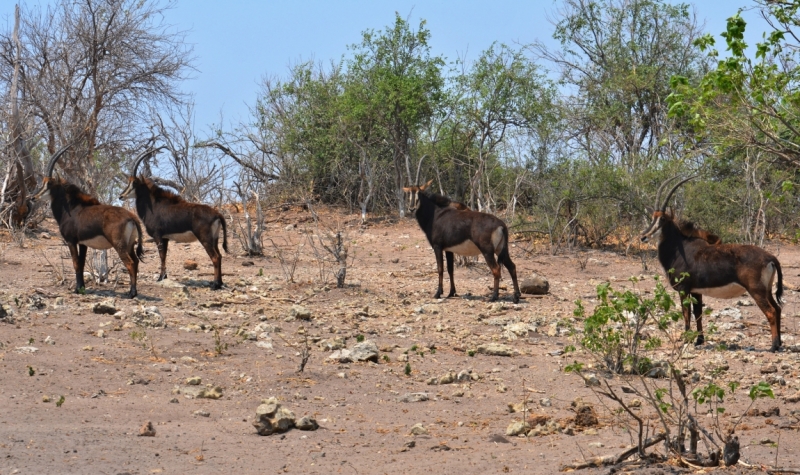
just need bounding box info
[92,298,117,315]
[476,343,515,357]
[520,274,549,295]
[15,346,38,354]
[746,406,780,417]
[194,410,210,417]
[582,373,600,387]
[183,260,198,270]
[328,349,352,363]
[349,340,379,362]
[289,305,311,321]
[526,413,550,427]
[186,377,202,386]
[785,391,800,403]
[760,364,778,374]
[253,398,297,435]
[409,423,428,435]
[398,392,429,403]
[175,385,223,400]
[318,337,345,351]
[540,397,552,407]
[131,306,165,328]
[506,420,530,436]
[241,261,255,267]
[138,421,156,437]
[44,336,55,345]
[296,415,319,431]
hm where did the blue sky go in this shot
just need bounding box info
[162,1,771,132]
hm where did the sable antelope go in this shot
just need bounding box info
[641,176,784,351]
[403,179,469,212]
[119,148,229,289]
[10,160,31,228]
[413,191,521,303]
[31,145,144,298]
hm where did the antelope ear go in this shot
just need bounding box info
[422,179,433,189]
[665,206,674,217]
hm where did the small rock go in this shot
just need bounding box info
[44,336,55,345]
[92,298,117,315]
[42,395,51,403]
[439,371,456,385]
[186,377,202,386]
[398,393,429,403]
[760,364,778,374]
[329,349,353,363]
[520,274,549,295]
[138,421,156,437]
[289,305,312,321]
[476,343,515,357]
[96,329,106,338]
[582,373,601,387]
[15,346,38,354]
[169,398,179,403]
[241,261,255,267]
[349,340,379,362]
[588,442,604,448]
[506,420,530,436]
[183,260,198,270]
[409,423,428,435]
[193,410,210,417]
[296,415,319,431]
[539,397,552,407]
[785,391,800,403]
[82,345,93,351]
[131,306,165,328]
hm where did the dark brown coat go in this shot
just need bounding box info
[414,191,520,303]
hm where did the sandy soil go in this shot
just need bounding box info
[1,205,799,474]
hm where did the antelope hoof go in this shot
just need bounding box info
[434,291,442,299]
[694,335,705,347]
[488,294,499,302]
[127,289,138,299]
[770,339,782,353]
[447,290,457,298]
[513,294,520,304]
[210,281,223,290]
[157,274,167,282]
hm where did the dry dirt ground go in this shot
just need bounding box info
[1,205,800,474]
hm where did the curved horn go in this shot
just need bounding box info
[653,175,680,210]
[44,143,73,179]
[130,146,165,177]
[660,175,698,212]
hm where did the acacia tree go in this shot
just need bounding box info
[347,13,444,216]
[534,0,704,171]
[0,0,193,193]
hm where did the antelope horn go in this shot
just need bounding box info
[44,143,73,179]
[660,175,698,212]
[653,175,681,211]
[130,146,165,177]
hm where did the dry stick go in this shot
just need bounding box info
[598,380,645,458]
[559,433,667,471]
[767,470,800,474]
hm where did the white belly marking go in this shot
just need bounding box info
[445,240,481,256]
[694,283,747,299]
[165,231,198,243]
[79,236,113,250]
